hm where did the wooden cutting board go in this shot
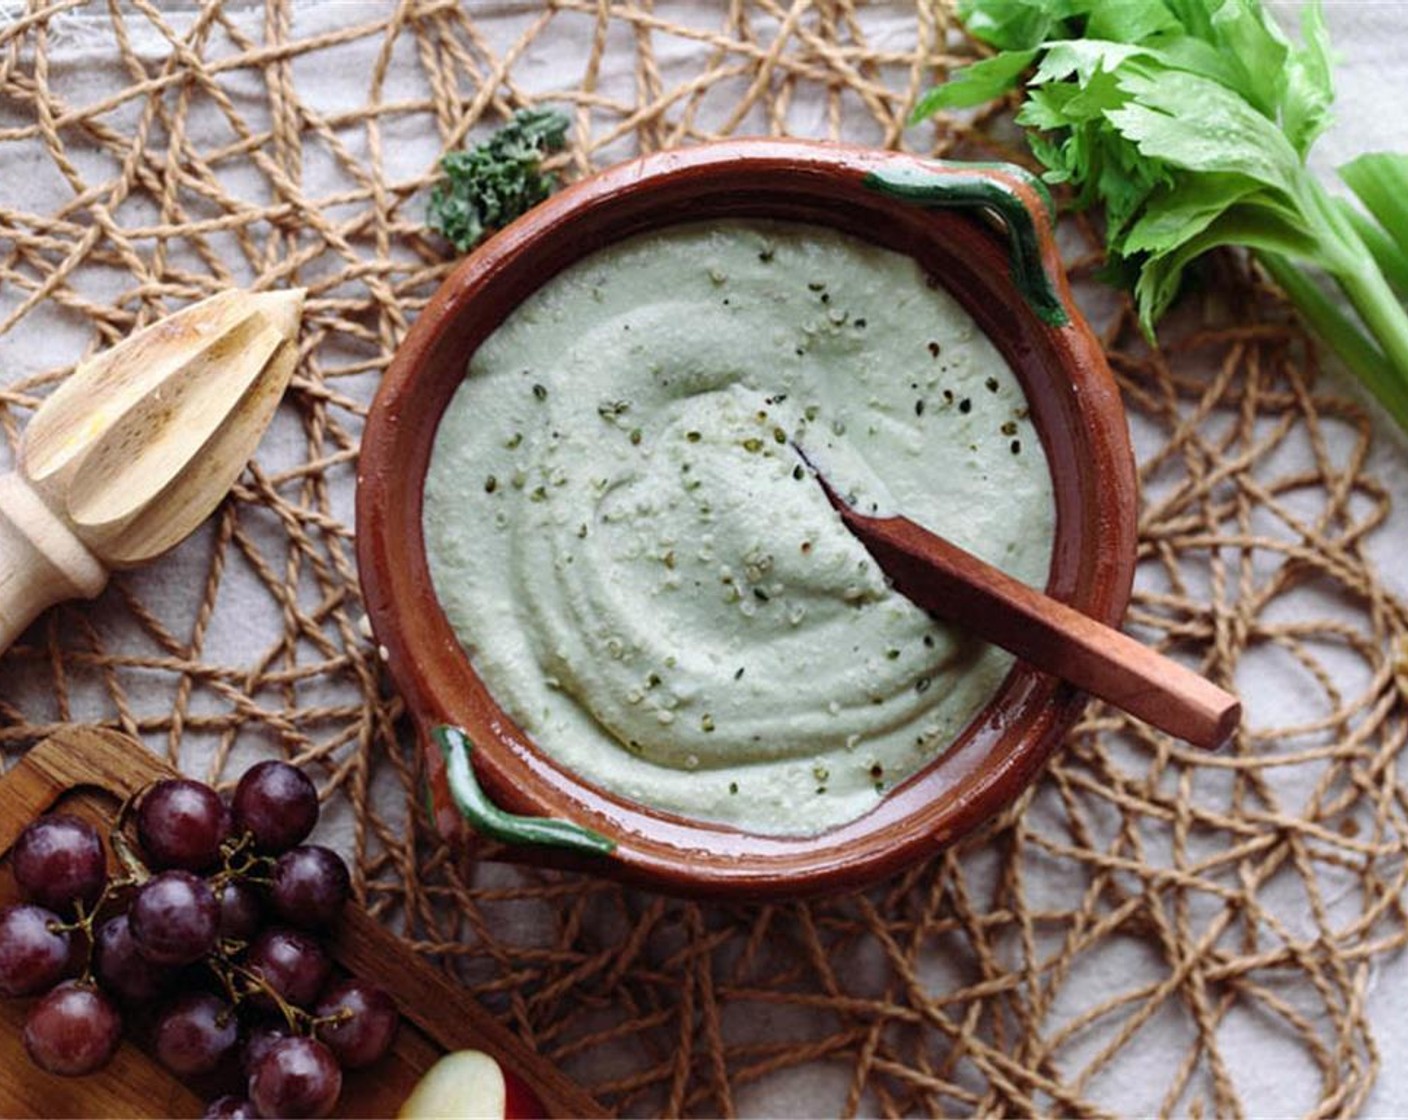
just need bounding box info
[0,726,607,1120]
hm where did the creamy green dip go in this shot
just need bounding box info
[423,220,1055,836]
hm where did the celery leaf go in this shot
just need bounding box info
[910,0,1408,434]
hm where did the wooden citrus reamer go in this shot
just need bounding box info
[0,289,304,652]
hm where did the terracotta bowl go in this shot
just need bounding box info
[356,140,1137,899]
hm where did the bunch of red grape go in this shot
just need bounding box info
[0,761,398,1119]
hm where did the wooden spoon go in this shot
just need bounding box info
[802,457,1240,750]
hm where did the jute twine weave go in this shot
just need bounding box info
[2,3,1407,1116]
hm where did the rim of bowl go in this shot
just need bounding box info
[356,139,1138,899]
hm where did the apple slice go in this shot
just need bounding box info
[398,1050,546,1119]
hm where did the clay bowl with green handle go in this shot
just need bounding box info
[355,139,1138,899]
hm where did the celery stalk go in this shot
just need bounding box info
[1337,199,1408,300]
[1341,153,1408,263]
[1257,249,1408,433]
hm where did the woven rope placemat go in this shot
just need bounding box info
[2,3,1407,1116]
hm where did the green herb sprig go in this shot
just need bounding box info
[427,107,570,252]
[913,0,1408,435]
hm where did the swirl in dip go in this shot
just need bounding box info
[423,219,1055,837]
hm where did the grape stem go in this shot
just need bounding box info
[235,962,299,1032]
[207,955,244,1009]
[45,875,138,982]
[109,786,153,885]
[210,956,311,1036]
[209,830,275,892]
[310,1007,355,1035]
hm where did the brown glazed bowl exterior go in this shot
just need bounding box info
[356,140,1138,899]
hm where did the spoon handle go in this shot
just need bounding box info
[841,509,1240,750]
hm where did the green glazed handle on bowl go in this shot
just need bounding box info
[431,725,617,856]
[861,160,1069,328]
